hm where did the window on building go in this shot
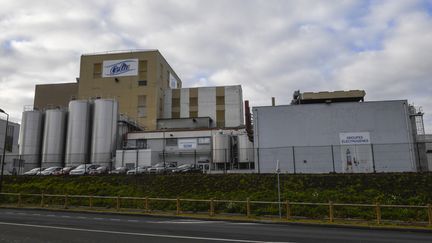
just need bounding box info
[189,111,198,118]
[198,137,210,145]
[138,80,147,86]
[160,63,163,79]
[93,63,102,78]
[137,139,147,149]
[166,138,178,146]
[137,95,147,118]
[139,60,148,79]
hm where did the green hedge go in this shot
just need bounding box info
[2,173,432,220]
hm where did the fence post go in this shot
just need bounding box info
[286,200,291,220]
[89,195,93,209]
[17,193,22,208]
[210,198,215,216]
[116,196,120,211]
[145,197,149,212]
[375,202,381,224]
[329,201,334,223]
[371,144,376,173]
[331,145,335,173]
[64,194,68,209]
[428,204,432,227]
[176,198,180,215]
[246,198,251,218]
[40,193,44,208]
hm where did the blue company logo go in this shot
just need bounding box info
[106,61,135,76]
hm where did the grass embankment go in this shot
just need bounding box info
[2,173,432,223]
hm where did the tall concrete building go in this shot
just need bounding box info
[34,50,182,130]
[163,85,244,128]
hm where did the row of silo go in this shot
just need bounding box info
[19,99,118,171]
[212,134,254,163]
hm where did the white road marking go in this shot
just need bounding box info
[0,221,295,243]
[76,216,87,219]
[93,217,104,220]
[47,214,55,217]
[61,215,71,218]
[109,218,120,221]
[127,220,139,223]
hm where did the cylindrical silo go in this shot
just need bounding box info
[90,99,118,167]
[41,109,67,168]
[19,110,44,172]
[65,100,92,166]
[237,134,254,163]
[212,133,231,163]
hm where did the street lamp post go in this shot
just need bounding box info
[0,108,9,193]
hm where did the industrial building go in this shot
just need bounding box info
[162,85,244,128]
[17,50,247,173]
[34,50,182,130]
[0,118,20,174]
[253,90,428,173]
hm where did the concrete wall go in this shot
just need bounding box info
[225,86,244,127]
[198,87,216,124]
[253,100,416,173]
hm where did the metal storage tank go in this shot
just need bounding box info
[41,109,67,168]
[65,100,91,166]
[212,133,231,163]
[90,99,118,167]
[237,134,254,163]
[19,110,44,172]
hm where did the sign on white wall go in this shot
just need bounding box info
[178,138,197,149]
[339,132,373,173]
[102,59,138,77]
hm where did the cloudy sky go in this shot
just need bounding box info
[0,0,431,132]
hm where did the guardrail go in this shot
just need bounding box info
[0,192,430,226]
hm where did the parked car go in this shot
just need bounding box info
[89,166,109,175]
[69,164,99,175]
[171,164,202,173]
[38,167,63,176]
[52,166,76,176]
[23,168,45,176]
[109,167,128,174]
[147,163,177,174]
[126,166,150,175]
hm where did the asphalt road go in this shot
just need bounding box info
[0,208,431,243]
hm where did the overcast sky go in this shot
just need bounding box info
[0,0,431,132]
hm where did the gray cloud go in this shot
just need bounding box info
[0,0,431,132]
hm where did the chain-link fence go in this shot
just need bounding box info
[0,142,430,174]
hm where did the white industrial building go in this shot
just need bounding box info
[163,85,244,128]
[252,90,427,174]
[117,126,254,172]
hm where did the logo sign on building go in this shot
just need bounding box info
[102,59,138,77]
[178,138,197,150]
[339,132,373,173]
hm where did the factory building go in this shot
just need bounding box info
[162,85,244,128]
[33,50,182,130]
[0,118,20,174]
[20,50,246,172]
[252,90,427,173]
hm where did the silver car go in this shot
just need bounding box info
[38,167,63,176]
[69,164,99,175]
